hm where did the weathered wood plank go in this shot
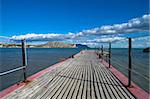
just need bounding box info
[44,63,77,99]
[3,50,135,99]
[71,66,83,99]
[53,64,79,99]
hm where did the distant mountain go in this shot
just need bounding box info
[143,47,150,52]
[35,42,90,48]
[76,44,90,49]
[35,42,76,48]
[0,42,90,48]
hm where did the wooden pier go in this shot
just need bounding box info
[2,50,135,99]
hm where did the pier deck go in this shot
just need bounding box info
[3,50,135,99]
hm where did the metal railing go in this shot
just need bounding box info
[0,39,27,82]
[102,56,149,81]
[96,38,149,87]
[0,66,26,76]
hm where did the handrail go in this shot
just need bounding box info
[0,66,26,76]
[108,56,148,74]
[104,55,149,76]
[101,55,149,81]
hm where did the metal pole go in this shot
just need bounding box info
[101,45,103,55]
[109,42,111,68]
[101,45,104,62]
[128,38,132,87]
[21,39,27,82]
[99,47,101,59]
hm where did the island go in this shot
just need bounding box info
[0,42,89,49]
[143,47,150,52]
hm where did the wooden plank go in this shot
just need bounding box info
[82,62,88,99]
[91,64,100,99]
[87,62,92,99]
[34,65,72,99]
[71,66,83,99]
[53,64,79,99]
[27,60,74,98]
[100,63,135,98]
[92,61,106,99]
[29,60,74,99]
[43,63,77,99]
[66,65,82,99]
[98,65,118,99]
[59,64,80,99]
[76,65,85,99]
[3,50,135,99]
[7,59,73,99]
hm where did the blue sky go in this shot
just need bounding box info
[0,0,149,47]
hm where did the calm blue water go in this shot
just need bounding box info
[0,48,81,91]
[0,48,149,93]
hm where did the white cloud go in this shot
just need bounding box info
[80,14,149,35]
[132,36,150,41]
[12,33,62,40]
[9,14,149,46]
[86,37,126,43]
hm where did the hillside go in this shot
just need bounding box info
[0,42,90,48]
[35,42,76,48]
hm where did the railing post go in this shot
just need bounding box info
[109,42,111,68]
[128,38,132,87]
[21,39,27,82]
[101,45,103,55]
[98,47,100,58]
[101,45,103,61]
